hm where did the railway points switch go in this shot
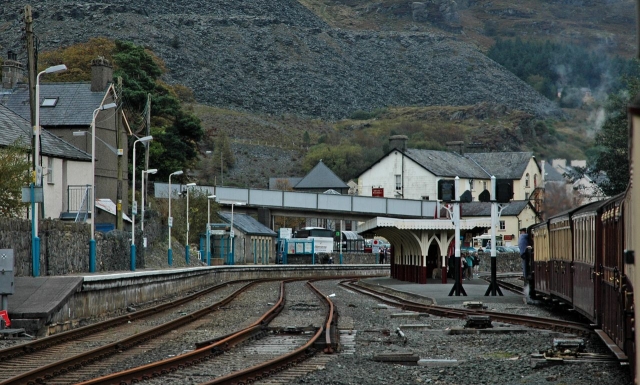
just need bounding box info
[464,315,493,329]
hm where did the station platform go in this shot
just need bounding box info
[362,275,525,306]
[3,264,389,337]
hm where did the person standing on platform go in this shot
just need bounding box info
[518,228,532,281]
[465,253,474,280]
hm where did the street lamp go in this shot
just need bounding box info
[206,195,216,265]
[141,168,158,248]
[131,135,153,271]
[168,170,183,266]
[86,102,118,273]
[32,63,67,277]
[217,199,247,265]
[185,182,197,264]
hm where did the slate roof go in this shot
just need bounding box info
[294,161,349,189]
[466,152,537,179]
[218,212,277,237]
[360,149,537,181]
[459,200,532,217]
[1,83,107,127]
[0,105,91,161]
[404,149,488,178]
[544,165,565,182]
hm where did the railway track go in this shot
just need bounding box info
[340,279,592,336]
[77,279,337,385]
[0,279,274,385]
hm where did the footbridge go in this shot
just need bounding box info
[154,184,439,221]
[154,183,491,284]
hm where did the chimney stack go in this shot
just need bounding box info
[2,51,25,90]
[91,56,113,92]
[389,135,408,152]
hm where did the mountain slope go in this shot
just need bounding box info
[0,1,560,119]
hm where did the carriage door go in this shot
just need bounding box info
[600,204,625,349]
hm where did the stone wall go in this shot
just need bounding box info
[0,218,150,277]
[476,251,522,273]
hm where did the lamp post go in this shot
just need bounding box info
[185,182,197,264]
[206,195,216,265]
[87,102,118,272]
[73,129,122,270]
[217,200,246,265]
[32,64,67,277]
[141,168,158,248]
[168,170,183,266]
[131,135,153,271]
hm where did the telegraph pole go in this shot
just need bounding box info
[116,77,124,231]
[25,5,36,171]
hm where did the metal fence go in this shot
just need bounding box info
[67,185,91,222]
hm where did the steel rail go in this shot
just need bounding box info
[340,280,592,335]
[0,279,253,362]
[199,280,335,385]
[1,280,263,385]
[75,280,290,385]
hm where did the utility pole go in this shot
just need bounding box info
[25,5,36,173]
[144,94,151,206]
[116,77,123,231]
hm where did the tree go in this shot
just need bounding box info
[0,144,31,217]
[543,182,582,219]
[590,70,640,195]
[39,39,204,181]
[212,132,235,175]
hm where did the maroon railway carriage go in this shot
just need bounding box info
[548,210,575,303]
[531,221,550,297]
[600,194,630,357]
[570,199,609,323]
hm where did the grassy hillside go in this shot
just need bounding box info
[194,102,594,187]
[298,0,636,57]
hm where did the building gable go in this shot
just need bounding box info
[294,160,349,189]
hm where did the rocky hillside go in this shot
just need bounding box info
[0,0,561,120]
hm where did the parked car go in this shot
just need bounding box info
[485,246,510,254]
[505,246,520,253]
[461,246,478,256]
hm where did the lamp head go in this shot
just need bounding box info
[145,168,158,175]
[208,195,217,199]
[45,64,68,74]
[138,135,153,143]
[72,131,87,137]
[171,170,183,176]
[186,183,197,187]
[101,102,117,110]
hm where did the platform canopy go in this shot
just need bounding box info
[358,216,491,233]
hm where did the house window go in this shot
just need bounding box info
[469,179,474,191]
[422,196,430,200]
[395,174,401,190]
[483,181,487,191]
[534,174,538,187]
[41,97,59,107]
[525,192,529,200]
[47,157,54,184]
[525,173,530,188]
[499,220,506,230]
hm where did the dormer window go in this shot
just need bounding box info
[41,98,59,107]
